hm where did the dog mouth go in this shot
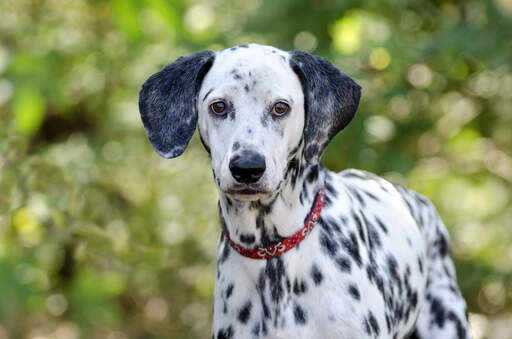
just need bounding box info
[223,184,272,199]
[226,188,266,195]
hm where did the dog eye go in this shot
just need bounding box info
[273,102,289,116]
[210,101,227,115]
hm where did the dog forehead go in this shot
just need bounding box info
[201,44,300,96]
[213,45,291,78]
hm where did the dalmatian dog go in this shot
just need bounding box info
[139,44,470,339]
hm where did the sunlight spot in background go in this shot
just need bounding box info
[407,63,433,88]
[45,293,68,316]
[144,297,168,321]
[468,70,501,98]
[53,323,80,339]
[12,208,44,247]
[440,177,509,220]
[495,0,512,15]
[106,220,130,253]
[294,31,318,53]
[160,221,186,246]
[455,221,491,255]
[366,19,390,43]
[365,115,396,142]
[102,141,124,163]
[369,47,391,70]
[479,280,507,313]
[184,5,215,34]
[437,93,480,137]
[14,264,49,290]
[331,12,362,54]
[469,313,489,339]
[0,80,13,106]
[388,95,411,121]
[400,10,423,31]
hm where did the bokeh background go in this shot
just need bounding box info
[0,0,511,338]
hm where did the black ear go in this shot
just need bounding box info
[289,51,361,163]
[139,50,215,158]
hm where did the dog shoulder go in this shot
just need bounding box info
[334,168,447,248]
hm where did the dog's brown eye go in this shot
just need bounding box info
[273,102,289,116]
[210,101,226,115]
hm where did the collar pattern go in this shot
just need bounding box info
[220,187,325,260]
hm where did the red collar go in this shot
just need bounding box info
[221,187,325,260]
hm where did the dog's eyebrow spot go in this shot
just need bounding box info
[232,142,240,151]
[230,69,242,80]
[203,88,214,102]
[260,115,269,127]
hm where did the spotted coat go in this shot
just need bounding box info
[138,44,470,339]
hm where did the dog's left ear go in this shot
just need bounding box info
[139,50,215,158]
[289,51,361,163]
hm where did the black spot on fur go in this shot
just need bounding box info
[310,264,323,285]
[226,283,234,299]
[448,311,467,339]
[293,303,307,325]
[325,181,338,198]
[375,217,389,234]
[346,185,366,207]
[217,325,233,339]
[238,300,252,324]
[320,232,338,257]
[244,84,250,92]
[265,257,285,303]
[367,219,382,250]
[368,311,380,335]
[293,279,308,295]
[387,255,403,295]
[335,256,352,273]
[341,232,362,267]
[348,284,361,300]
[435,232,450,257]
[240,233,255,245]
[406,328,421,339]
[306,164,319,183]
[260,114,269,127]
[417,256,424,274]
[232,142,240,151]
[219,243,230,263]
[252,323,260,336]
[428,294,447,328]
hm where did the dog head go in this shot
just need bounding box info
[139,44,361,201]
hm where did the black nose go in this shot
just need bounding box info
[229,152,266,184]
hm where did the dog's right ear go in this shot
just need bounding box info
[139,51,215,158]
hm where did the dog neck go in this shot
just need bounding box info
[217,157,325,249]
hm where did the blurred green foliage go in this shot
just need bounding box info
[0,0,511,338]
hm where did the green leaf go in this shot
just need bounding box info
[12,86,45,136]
